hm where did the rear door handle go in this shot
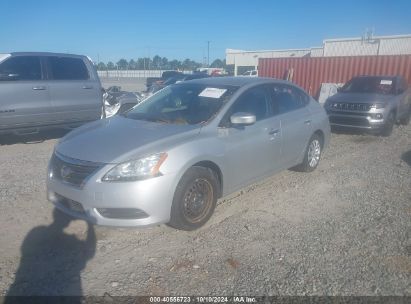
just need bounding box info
[268,129,280,135]
[32,86,46,90]
[304,120,311,125]
[82,85,93,89]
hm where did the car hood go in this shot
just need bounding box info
[327,92,393,104]
[56,116,201,163]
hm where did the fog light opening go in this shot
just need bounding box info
[96,208,149,220]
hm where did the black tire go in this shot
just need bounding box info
[296,134,322,172]
[380,112,395,137]
[399,107,411,125]
[168,166,219,231]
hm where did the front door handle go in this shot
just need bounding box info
[82,85,93,89]
[304,120,311,125]
[268,129,280,135]
[32,86,46,90]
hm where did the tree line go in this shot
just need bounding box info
[96,55,226,71]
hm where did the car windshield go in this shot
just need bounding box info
[340,77,395,95]
[124,83,238,125]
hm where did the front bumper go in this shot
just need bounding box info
[47,163,179,227]
[326,109,386,130]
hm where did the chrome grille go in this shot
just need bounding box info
[331,103,372,111]
[329,116,370,127]
[51,152,102,187]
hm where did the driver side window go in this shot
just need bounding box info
[0,56,42,81]
[229,86,270,122]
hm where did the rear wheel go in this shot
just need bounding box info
[168,166,218,231]
[380,112,395,137]
[296,134,322,172]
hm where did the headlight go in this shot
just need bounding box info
[370,103,385,109]
[105,101,121,118]
[102,153,168,182]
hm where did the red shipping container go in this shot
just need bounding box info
[259,55,411,98]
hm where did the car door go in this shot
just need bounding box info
[46,56,102,124]
[0,55,53,131]
[218,85,282,192]
[270,84,313,167]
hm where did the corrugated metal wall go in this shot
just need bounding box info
[259,55,411,97]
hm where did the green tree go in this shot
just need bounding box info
[182,58,201,70]
[107,61,115,70]
[144,57,152,70]
[161,57,169,69]
[97,62,107,70]
[210,59,224,68]
[116,58,128,70]
[128,59,137,70]
[136,58,145,69]
[152,55,162,69]
[169,59,181,70]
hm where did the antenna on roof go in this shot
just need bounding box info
[363,28,375,44]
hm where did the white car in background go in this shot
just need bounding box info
[242,70,258,77]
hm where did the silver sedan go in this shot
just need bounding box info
[47,77,330,230]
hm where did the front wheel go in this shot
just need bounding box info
[168,166,219,231]
[399,107,411,125]
[380,112,395,137]
[296,134,322,172]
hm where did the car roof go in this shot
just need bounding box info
[186,76,290,88]
[9,52,88,59]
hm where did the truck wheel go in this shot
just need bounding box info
[168,166,218,231]
[399,107,411,125]
[381,112,395,137]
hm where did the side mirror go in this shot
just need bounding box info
[230,112,256,126]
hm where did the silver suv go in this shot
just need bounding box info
[0,52,104,135]
[324,75,411,136]
[47,77,330,230]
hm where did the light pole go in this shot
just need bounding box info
[207,41,210,67]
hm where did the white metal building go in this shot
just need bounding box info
[226,34,411,76]
[323,34,411,56]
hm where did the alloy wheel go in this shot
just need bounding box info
[308,139,321,168]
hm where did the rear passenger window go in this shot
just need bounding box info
[0,56,42,81]
[271,85,309,114]
[49,57,89,80]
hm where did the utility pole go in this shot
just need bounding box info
[207,41,210,67]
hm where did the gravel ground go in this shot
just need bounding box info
[0,123,410,296]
